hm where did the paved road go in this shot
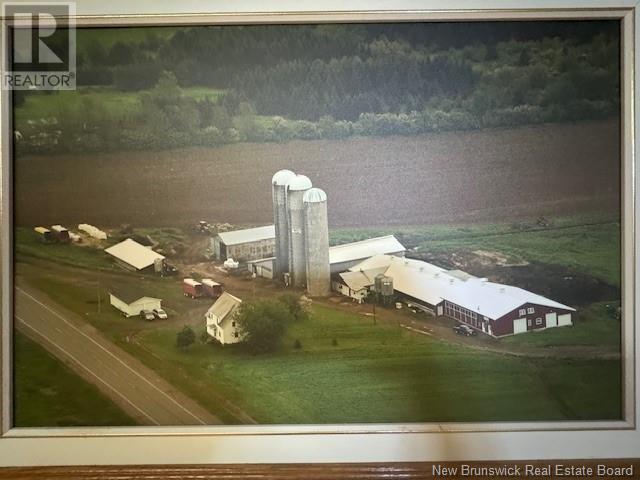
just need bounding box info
[15,285,221,426]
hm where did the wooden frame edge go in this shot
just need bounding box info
[0,460,639,479]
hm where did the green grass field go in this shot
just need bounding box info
[15,228,117,272]
[14,332,136,427]
[501,301,621,348]
[130,304,621,423]
[17,266,622,424]
[331,214,621,287]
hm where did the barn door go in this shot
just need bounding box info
[513,318,527,334]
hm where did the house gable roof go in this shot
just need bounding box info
[206,292,242,327]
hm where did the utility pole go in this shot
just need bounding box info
[373,300,376,326]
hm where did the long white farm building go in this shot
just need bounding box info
[336,255,575,337]
[212,225,276,262]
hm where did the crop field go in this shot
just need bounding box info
[14,120,619,228]
[14,332,136,427]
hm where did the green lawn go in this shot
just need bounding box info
[130,304,621,424]
[15,228,117,272]
[13,332,136,427]
[501,301,621,348]
[331,214,621,287]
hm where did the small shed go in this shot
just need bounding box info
[34,227,54,243]
[246,257,275,279]
[109,288,162,317]
[201,279,223,298]
[205,292,243,345]
[50,225,71,243]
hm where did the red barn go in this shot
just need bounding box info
[344,255,575,338]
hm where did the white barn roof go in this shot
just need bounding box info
[350,254,575,320]
[329,235,406,266]
[206,292,242,327]
[202,278,221,287]
[217,225,275,246]
[105,238,165,270]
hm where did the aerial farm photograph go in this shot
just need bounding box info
[12,21,622,427]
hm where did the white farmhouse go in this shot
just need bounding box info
[205,292,244,345]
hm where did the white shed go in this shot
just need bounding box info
[105,238,165,272]
[109,288,162,317]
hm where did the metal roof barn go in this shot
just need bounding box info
[329,235,406,272]
[105,238,165,271]
[216,225,276,246]
[349,254,575,321]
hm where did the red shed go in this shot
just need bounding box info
[202,278,223,298]
[182,278,204,299]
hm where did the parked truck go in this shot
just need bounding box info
[202,278,223,298]
[182,278,204,299]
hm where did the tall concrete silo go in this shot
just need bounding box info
[286,174,313,287]
[271,169,296,278]
[303,188,330,296]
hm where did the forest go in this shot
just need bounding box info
[14,21,620,153]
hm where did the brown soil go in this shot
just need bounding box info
[15,120,620,228]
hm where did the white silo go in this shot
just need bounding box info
[272,169,296,278]
[303,188,330,296]
[286,174,313,287]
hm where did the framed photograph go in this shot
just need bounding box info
[0,0,637,474]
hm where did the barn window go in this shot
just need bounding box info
[232,321,236,327]
[234,331,239,338]
[528,307,535,314]
[527,319,532,327]
[519,309,526,316]
[535,317,542,326]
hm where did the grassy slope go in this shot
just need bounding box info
[14,332,136,427]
